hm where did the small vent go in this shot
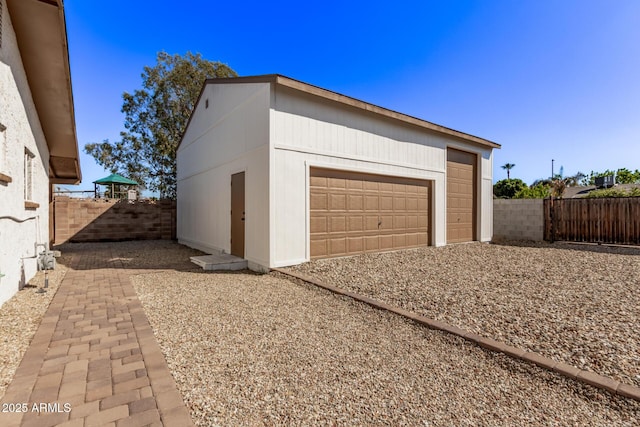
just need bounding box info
[595,175,614,189]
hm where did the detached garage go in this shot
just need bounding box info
[177,75,500,272]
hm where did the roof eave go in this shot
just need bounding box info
[7,0,82,184]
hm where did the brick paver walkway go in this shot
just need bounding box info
[0,247,193,427]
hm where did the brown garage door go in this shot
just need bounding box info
[447,148,476,243]
[310,168,430,259]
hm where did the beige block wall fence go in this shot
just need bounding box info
[54,197,538,249]
[54,197,176,245]
[493,199,544,241]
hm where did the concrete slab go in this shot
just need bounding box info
[190,254,248,271]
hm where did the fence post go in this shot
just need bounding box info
[549,196,555,243]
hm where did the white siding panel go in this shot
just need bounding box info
[481,177,494,242]
[178,145,269,268]
[177,82,270,269]
[481,150,494,241]
[272,87,447,172]
[178,83,270,181]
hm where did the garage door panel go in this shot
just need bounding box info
[364,181,379,191]
[310,192,328,210]
[365,216,379,231]
[365,236,379,251]
[406,185,418,194]
[329,216,346,233]
[348,195,364,211]
[393,197,406,210]
[417,233,428,245]
[417,198,428,211]
[310,216,327,233]
[348,216,364,232]
[310,168,431,259]
[311,240,327,257]
[447,148,476,243]
[380,196,393,211]
[347,179,363,190]
[406,197,418,210]
[379,235,394,250]
[393,234,406,248]
[365,196,379,210]
[329,194,346,210]
[329,238,347,255]
[328,177,346,188]
[379,182,394,192]
[393,215,406,229]
[310,176,327,187]
[347,237,364,253]
[380,215,394,230]
[393,183,406,193]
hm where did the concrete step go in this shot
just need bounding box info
[190,253,248,271]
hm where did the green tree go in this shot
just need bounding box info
[582,170,615,186]
[85,51,237,198]
[514,183,550,199]
[564,171,585,187]
[501,163,515,179]
[614,168,640,184]
[493,178,527,199]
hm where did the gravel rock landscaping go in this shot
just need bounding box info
[286,241,640,390]
[0,255,69,400]
[132,259,640,425]
[4,240,640,424]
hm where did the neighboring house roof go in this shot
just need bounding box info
[179,74,501,150]
[563,184,640,198]
[93,174,138,185]
[6,0,81,184]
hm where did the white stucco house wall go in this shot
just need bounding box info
[0,0,81,307]
[177,75,499,272]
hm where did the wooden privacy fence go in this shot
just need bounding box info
[544,197,640,245]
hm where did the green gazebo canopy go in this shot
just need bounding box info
[93,173,138,198]
[93,173,138,185]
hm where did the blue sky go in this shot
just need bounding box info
[63,0,640,192]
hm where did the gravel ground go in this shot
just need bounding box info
[6,240,639,424]
[0,254,70,400]
[286,241,640,390]
[132,263,640,426]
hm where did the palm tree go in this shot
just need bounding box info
[564,172,586,187]
[502,163,516,179]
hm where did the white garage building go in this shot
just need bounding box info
[177,75,500,271]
